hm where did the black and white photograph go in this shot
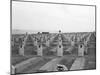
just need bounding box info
[11,0,96,74]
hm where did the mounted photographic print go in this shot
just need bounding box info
[11,0,96,75]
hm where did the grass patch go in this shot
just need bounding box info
[84,55,96,70]
[20,57,53,73]
[59,56,76,70]
[11,55,34,65]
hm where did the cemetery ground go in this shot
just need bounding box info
[11,32,96,74]
[11,55,96,74]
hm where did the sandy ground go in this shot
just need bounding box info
[39,57,68,71]
[70,57,85,70]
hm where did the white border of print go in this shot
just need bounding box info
[0,0,100,75]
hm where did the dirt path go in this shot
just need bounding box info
[39,57,68,71]
[70,57,85,70]
[15,57,39,73]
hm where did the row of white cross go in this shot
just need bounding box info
[17,33,57,56]
[12,32,93,57]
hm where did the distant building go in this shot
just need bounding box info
[42,32,49,34]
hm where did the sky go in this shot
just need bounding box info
[12,0,95,33]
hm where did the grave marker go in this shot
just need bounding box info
[57,45,63,56]
[11,65,16,74]
[71,40,75,46]
[78,44,85,56]
[37,45,43,56]
[46,39,50,47]
[19,35,28,56]
[19,46,24,56]
[34,39,38,46]
[84,40,88,54]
